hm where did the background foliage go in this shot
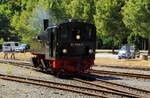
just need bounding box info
[0,0,150,51]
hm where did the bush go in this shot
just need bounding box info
[0,38,4,50]
[29,41,45,52]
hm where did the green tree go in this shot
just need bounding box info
[94,0,129,53]
[11,0,39,44]
[122,0,150,54]
[0,38,4,44]
[0,0,22,41]
[65,0,95,23]
[0,3,12,41]
[11,0,65,45]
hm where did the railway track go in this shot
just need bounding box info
[0,73,142,98]
[95,78,150,94]
[73,78,143,98]
[1,59,150,80]
[76,74,150,96]
[0,59,34,69]
[97,65,150,71]
[0,60,149,97]
[91,69,150,79]
[0,73,108,98]
[0,59,32,66]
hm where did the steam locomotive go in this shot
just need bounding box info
[32,19,96,76]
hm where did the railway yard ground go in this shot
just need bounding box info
[0,51,150,98]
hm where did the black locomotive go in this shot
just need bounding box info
[32,19,96,76]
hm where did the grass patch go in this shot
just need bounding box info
[95,58,150,67]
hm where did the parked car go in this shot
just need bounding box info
[2,42,19,52]
[15,44,29,52]
[118,45,135,59]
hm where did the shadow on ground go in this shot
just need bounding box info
[74,73,121,81]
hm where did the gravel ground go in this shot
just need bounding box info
[0,63,121,98]
[91,76,150,97]
[0,79,90,98]
[92,66,150,91]
[0,63,97,98]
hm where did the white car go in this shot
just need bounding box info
[118,45,135,59]
[2,42,19,52]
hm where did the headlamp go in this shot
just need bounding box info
[63,49,67,54]
[89,49,93,54]
[76,35,80,40]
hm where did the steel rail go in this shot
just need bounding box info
[0,73,140,97]
[0,60,147,97]
[1,60,150,79]
[0,60,35,70]
[96,65,150,71]
[95,78,150,94]
[73,78,141,98]
[0,73,108,98]
[0,60,32,66]
[91,69,150,79]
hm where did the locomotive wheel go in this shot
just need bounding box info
[51,69,65,78]
[56,69,65,78]
[55,69,73,78]
[34,59,46,72]
[32,57,39,67]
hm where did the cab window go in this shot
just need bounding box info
[71,28,81,41]
[60,26,69,41]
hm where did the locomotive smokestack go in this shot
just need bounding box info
[37,19,49,41]
[43,19,49,30]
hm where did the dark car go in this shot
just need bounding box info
[15,44,29,52]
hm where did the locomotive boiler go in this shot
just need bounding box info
[32,19,96,76]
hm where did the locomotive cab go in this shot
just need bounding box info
[57,22,96,59]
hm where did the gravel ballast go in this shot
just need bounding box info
[0,79,91,98]
[92,66,150,95]
[0,63,95,98]
[1,61,150,97]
